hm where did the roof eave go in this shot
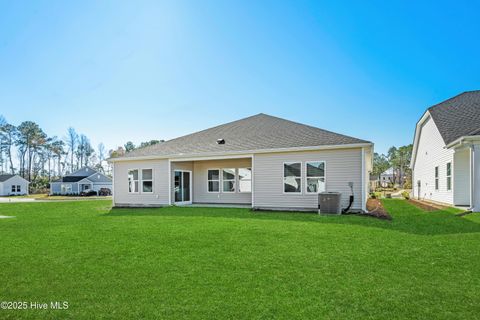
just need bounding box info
[445,135,480,149]
[108,142,373,163]
[410,110,432,169]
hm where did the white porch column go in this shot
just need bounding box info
[473,145,480,211]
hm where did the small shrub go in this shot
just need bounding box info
[402,191,410,200]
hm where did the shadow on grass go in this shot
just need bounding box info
[103,200,480,236]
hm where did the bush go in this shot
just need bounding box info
[98,188,112,196]
[402,191,410,200]
[80,191,98,197]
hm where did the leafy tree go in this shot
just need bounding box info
[372,153,390,184]
[139,140,163,148]
[16,121,47,181]
[124,141,135,152]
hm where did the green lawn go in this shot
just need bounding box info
[1,200,479,319]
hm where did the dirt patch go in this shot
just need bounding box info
[365,199,392,220]
[408,199,449,212]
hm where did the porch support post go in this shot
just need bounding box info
[361,147,366,212]
[472,145,480,211]
[251,155,255,209]
[168,160,172,205]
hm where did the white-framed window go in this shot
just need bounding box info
[283,162,302,193]
[306,161,325,193]
[238,168,252,193]
[142,169,153,193]
[61,184,72,193]
[11,185,15,192]
[16,185,20,192]
[207,169,220,192]
[435,166,439,190]
[446,162,452,191]
[128,169,139,193]
[222,168,236,193]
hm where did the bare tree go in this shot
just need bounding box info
[66,127,78,173]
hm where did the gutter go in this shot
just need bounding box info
[107,142,373,163]
[445,135,480,149]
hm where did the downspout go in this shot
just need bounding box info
[471,145,476,211]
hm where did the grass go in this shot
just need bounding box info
[1,200,479,319]
[2,193,111,201]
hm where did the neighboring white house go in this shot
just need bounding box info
[50,166,112,195]
[411,91,480,211]
[379,168,395,187]
[109,114,373,212]
[0,174,29,196]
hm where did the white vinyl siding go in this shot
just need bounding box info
[0,175,29,196]
[254,148,363,210]
[113,159,169,206]
[412,116,454,204]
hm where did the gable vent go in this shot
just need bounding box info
[216,139,225,145]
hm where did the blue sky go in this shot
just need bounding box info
[0,1,479,154]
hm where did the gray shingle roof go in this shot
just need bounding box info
[0,174,15,182]
[120,113,370,159]
[428,91,480,145]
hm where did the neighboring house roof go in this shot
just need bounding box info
[51,166,112,183]
[116,113,371,160]
[52,176,90,183]
[0,174,15,182]
[0,174,29,183]
[428,90,480,145]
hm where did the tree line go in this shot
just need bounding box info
[0,115,110,191]
[372,144,413,188]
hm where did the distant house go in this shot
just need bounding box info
[0,174,29,196]
[109,113,373,212]
[411,91,480,211]
[50,166,112,195]
[379,168,395,187]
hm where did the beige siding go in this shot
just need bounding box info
[412,116,454,204]
[454,148,470,206]
[113,159,169,206]
[253,148,363,210]
[192,158,252,204]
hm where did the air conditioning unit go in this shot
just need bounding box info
[318,192,342,215]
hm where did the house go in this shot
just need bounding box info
[379,168,395,187]
[0,174,29,196]
[411,91,480,211]
[50,166,112,195]
[109,114,373,212]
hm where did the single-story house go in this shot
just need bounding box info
[109,113,373,212]
[50,166,112,195]
[411,91,480,211]
[0,174,29,196]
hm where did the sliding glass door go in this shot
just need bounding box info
[174,170,192,204]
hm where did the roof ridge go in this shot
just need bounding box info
[428,90,480,111]
[125,113,268,155]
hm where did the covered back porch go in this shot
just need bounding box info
[169,156,253,206]
[452,143,480,211]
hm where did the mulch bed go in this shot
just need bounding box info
[365,198,392,220]
[408,199,449,212]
